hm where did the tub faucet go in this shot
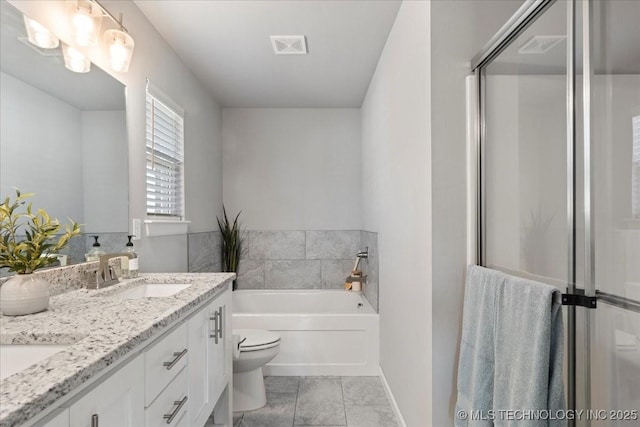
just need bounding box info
[89,253,135,289]
[356,248,369,259]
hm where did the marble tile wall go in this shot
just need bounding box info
[187,231,222,273]
[235,230,379,312]
[0,232,127,278]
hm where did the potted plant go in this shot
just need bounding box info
[216,206,244,290]
[0,190,80,315]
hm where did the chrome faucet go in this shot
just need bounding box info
[89,253,135,289]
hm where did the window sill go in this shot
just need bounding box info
[144,219,191,237]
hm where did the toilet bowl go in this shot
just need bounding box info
[232,329,281,412]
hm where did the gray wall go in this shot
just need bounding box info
[222,108,362,231]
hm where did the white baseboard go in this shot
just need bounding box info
[379,366,407,427]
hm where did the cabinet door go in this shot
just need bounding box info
[69,355,144,427]
[188,287,231,427]
[209,290,229,405]
[188,299,214,427]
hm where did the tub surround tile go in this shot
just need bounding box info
[265,260,321,289]
[360,231,379,312]
[265,376,300,394]
[306,231,361,260]
[237,260,266,289]
[342,377,388,406]
[188,231,221,272]
[321,260,355,289]
[247,231,305,260]
[294,378,346,426]
[345,405,397,427]
[0,272,235,427]
[240,392,297,427]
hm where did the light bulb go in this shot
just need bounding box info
[23,15,59,49]
[104,29,135,72]
[62,43,91,73]
[69,1,102,47]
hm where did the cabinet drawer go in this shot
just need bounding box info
[145,322,188,406]
[145,367,188,427]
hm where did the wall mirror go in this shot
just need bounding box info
[0,0,128,265]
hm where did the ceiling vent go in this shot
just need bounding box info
[518,35,566,54]
[270,35,307,55]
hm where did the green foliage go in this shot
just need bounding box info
[0,190,81,274]
[216,206,244,273]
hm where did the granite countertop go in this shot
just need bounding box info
[0,272,235,427]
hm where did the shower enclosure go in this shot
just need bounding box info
[470,0,639,425]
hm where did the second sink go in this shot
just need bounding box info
[114,283,191,299]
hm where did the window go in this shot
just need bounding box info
[145,81,184,219]
[633,115,640,218]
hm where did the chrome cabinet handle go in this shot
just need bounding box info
[162,348,188,370]
[91,414,99,427]
[163,396,188,424]
[210,309,219,342]
[217,305,223,339]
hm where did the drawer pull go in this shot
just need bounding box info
[162,348,188,370]
[163,396,188,424]
[91,414,99,427]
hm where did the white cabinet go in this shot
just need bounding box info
[69,354,144,427]
[187,288,231,427]
[31,283,232,427]
[34,408,68,427]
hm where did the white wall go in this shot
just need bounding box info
[11,1,224,271]
[430,1,523,424]
[361,2,432,425]
[222,108,361,230]
[81,110,128,233]
[0,71,85,224]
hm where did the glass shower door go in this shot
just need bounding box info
[586,0,640,423]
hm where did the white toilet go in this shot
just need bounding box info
[232,329,281,412]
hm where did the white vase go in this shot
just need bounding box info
[0,274,50,316]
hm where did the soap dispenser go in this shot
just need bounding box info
[124,235,139,278]
[85,236,105,262]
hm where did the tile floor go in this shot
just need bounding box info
[233,376,399,427]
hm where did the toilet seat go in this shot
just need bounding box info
[235,329,280,352]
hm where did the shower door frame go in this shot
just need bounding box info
[470,0,640,424]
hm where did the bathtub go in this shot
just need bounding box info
[232,289,380,376]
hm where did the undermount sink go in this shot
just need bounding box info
[114,283,191,299]
[0,344,70,381]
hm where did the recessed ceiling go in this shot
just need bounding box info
[134,0,402,108]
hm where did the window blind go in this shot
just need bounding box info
[633,115,640,218]
[145,84,184,219]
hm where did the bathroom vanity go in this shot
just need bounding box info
[0,273,234,427]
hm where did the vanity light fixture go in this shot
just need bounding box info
[23,15,59,49]
[68,0,103,47]
[103,17,135,73]
[62,43,91,73]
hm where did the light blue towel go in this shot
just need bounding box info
[455,265,565,427]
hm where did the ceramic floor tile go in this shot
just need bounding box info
[345,405,398,427]
[342,376,389,406]
[265,376,300,394]
[294,378,346,426]
[241,392,296,427]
